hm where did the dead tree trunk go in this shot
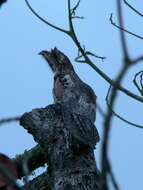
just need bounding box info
[20,103,100,190]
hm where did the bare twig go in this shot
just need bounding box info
[140,73,143,91]
[0,116,20,126]
[117,0,130,60]
[96,103,106,118]
[133,71,143,96]
[25,0,68,34]
[108,161,121,190]
[106,85,143,129]
[86,51,106,60]
[72,0,81,13]
[75,49,106,63]
[70,0,84,19]
[110,13,143,40]
[123,0,143,17]
[72,16,84,19]
[100,155,121,190]
[132,55,143,64]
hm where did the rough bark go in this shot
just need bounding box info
[20,104,100,190]
[13,145,46,179]
[25,172,50,190]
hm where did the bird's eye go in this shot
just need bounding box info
[63,78,67,82]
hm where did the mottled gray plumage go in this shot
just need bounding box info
[39,48,99,146]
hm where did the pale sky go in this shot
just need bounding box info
[0,1,143,189]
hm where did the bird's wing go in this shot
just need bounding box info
[70,113,100,149]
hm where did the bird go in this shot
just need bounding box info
[39,48,100,146]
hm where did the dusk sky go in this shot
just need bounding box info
[0,1,143,189]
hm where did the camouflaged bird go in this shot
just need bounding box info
[39,48,100,146]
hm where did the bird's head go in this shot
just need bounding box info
[39,50,56,72]
[39,48,74,73]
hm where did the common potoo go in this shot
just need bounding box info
[39,48,100,146]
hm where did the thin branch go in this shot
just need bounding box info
[96,102,106,118]
[71,0,83,19]
[72,0,81,13]
[25,0,69,34]
[140,73,143,91]
[107,105,143,129]
[132,55,143,64]
[133,71,143,96]
[75,50,106,63]
[123,0,143,17]
[82,60,143,103]
[106,85,143,129]
[67,0,106,62]
[108,161,121,190]
[75,59,86,63]
[100,154,121,190]
[0,116,20,126]
[110,13,143,40]
[117,0,130,60]
[72,16,84,19]
[86,51,106,60]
